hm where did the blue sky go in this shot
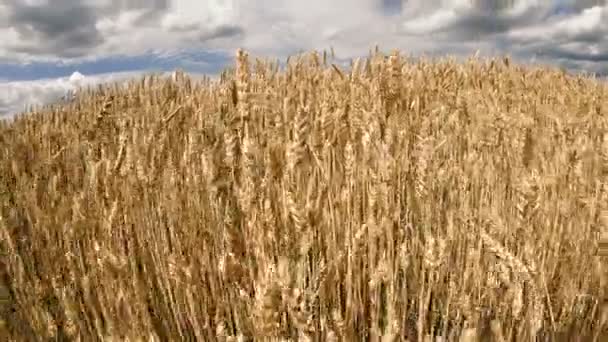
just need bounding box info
[0,49,230,81]
[1,0,608,117]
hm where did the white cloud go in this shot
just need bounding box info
[68,71,85,83]
[0,69,219,118]
[0,71,141,118]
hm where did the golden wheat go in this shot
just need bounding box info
[1,48,608,341]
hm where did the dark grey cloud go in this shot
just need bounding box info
[6,0,103,57]
[198,25,244,42]
[11,2,96,37]
[400,2,552,40]
[0,0,242,61]
[96,0,170,26]
[436,9,546,39]
[391,1,608,78]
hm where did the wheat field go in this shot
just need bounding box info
[1,48,608,341]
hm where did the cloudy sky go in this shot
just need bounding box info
[1,0,607,117]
